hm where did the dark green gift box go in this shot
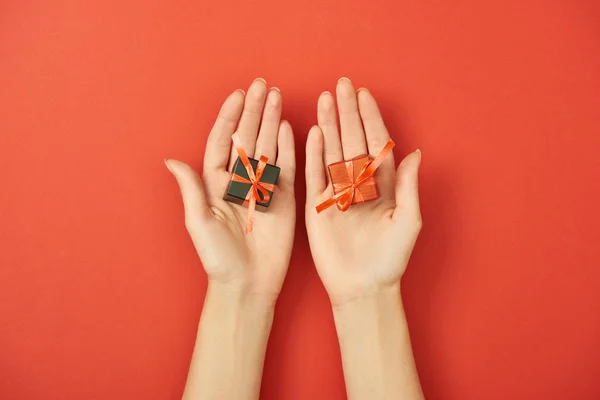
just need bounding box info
[224,156,280,212]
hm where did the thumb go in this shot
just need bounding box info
[393,150,422,220]
[165,159,210,225]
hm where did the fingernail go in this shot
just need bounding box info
[357,87,369,93]
[338,77,351,83]
[415,149,422,163]
[164,159,173,173]
[234,89,245,95]
[254,77,267,84]
[270,87,280,92]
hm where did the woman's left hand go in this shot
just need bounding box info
[166,78,296,304]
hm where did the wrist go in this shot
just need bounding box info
[205,280,278,313]
[329,282,402,310]
[332,284,403,318]
[331,285,407,360]
[190,280,276,400]
[330,282,423,400]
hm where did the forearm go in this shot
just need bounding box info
[333,286,424,400]
[182,283,275,400]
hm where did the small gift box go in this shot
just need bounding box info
[316,139,395,213]
[223,133,280,233]
[328,155,379,209]
[224,156,280,212]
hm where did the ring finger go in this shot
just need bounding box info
[336,77,367,159]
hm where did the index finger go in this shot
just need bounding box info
[203,90,245,172]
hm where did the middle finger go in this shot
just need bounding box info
[254,88,282,161]
[336,77,367,159]
[228,78,268,170]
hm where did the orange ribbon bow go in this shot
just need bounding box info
[230,133,275,233]
[316,139,395,213]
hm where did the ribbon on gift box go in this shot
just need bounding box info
[230,133,275,233]
[316,139,395,213]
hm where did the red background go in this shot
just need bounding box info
[1,0,599,399]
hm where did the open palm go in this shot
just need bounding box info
[166,79,296,300]
[305,78,422,306]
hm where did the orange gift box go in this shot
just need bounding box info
[316,139,394,214]
[328,155,379,210]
